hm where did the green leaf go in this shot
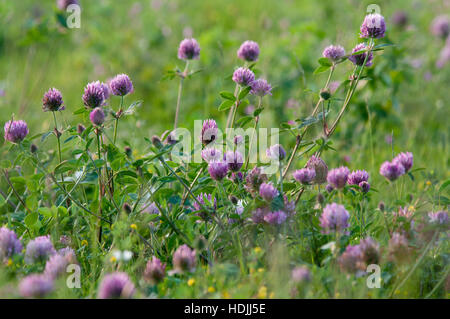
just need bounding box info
[439,180,450,194]
[238,86,251,100]
[318,57,332,66]
[313,65,331,75]
[253,108,264,117]
[218,100,234,111]
[24,212,39,228]
[73,107,87,115]
[220,91,236,101]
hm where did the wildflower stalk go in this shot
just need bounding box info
[226,84,239,128]
[229,86,242,129]
[2,169,32,214]
[96,129,104,243]
[245,96,262,169]
[52,111,69,207]
[181,166,205,206]
[113,96,124,145]
[174,61,189,130]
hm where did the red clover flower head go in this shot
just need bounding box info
[208,161,229,181]
[232,67,255,86]
[98,272,135,299]
[379,161,405,181]
[110,74,133,96]
[266,144,286,161]
[201,147,222,163]
[306,155,328,184]
[224,150,244,172]
[144,256,166,284]
[392,151,413,173]
[293,168,316,185]
[237,40,260,62]
[4,120,29,143]
[42,88,64,112]
[327,166,350,189]
[291,266,311,284]
[83,81,105,108]
[178,38,200,60]
[322,45,345,61]
[347,170,369,185]
[201,119,218,145]
[19,274,54,298]
[89,107,105,126]
[348,43,373,67]
[250,78,272,96]
[259,182,279,202]
[320,203,350,234]
[25,235,56,264]
[0,227,22,262]
[264,210,287,225]
[360,13,386,38]
[172,244,196,273]
[431,15,450,39]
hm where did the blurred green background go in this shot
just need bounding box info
[0,0,448,179]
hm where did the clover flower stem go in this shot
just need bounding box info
[229,86,242,129]
[174,61,189,130]
[181,166,205,206]
[96,130,104,243]
[245,96,262,170]
[113,96,124,145]
[52,111,68,207]
[226,84,240,128]
[2,169,32,215]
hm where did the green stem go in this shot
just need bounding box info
[174,61,189,130]
[96,130,103,243]
[113,96,124,145]
[245,96,262,170]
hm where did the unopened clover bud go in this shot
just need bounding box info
[378,201,385,212]
[124,146,132,157]
[317,193,325,204]
[122,203,132,214]
[320,88,331,100]
[151,135,163,149]
[30,144,38,153]
[77,124,86,135]
[229,195,239,205]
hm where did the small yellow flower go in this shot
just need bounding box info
[110,256,117,263]
[249,267,254,274]
[257,268,264,273]
[130,224,137,230]
[81,240,88,247]
[222,291,231,299]
[257,286,267,299]
[187,278,195,286]
[426,180,432,186]
[254,247,262,254]
[207,286,216,293]
[269,292,275,299]
[395,289,401,295]
[408,205,415,212]
[335,292,340,298]
[7,258,13,267]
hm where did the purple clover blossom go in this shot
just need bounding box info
[44,254,70,279]
[259,182,278,202]
[143,202,160,215]
[266,144,286,161]
[19,274,54,298]
[431,15,450,39]
[264,210,287,225]
[360,13,386,38]
[0,227,23,262]
[58,247,77,264]
[339,245,363,273]
[110,74,133,96]
[224,150,244,172]
[327,166,350,189]
[201,147,222,163]
[319,203,350,234]
[98,272,135,299]
[348,43,373,67]
[237,40,260,62]
[379,161,405,181]
[57,0,79,11]
[293,168,316,185]
[193,193,216,212]
[291,266,311,283]
[83,81,105,108]
[325,184,334,193]
[89,107,105,126]
[4,120,29,143]
[42,88,64,112]
[392,152,413,173]
[306,155,328,184]
[178,38,200,60]
[201,119,218,145]
[245,166,267,195]
[144,256,166,284]
[208,161,229,181]
[359,181,370,193]
[232,67,255,86]
[392,11,408,28]
[250,78,272,97]
[359,237,380,265]
[428,211,448,225]
[322,45,345,62]
[25,235,56,264]
[347,170,369,185]
[388,233,410,263]
[101,82,110,100]
[251,207,268,224]
[172,244,196,273]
